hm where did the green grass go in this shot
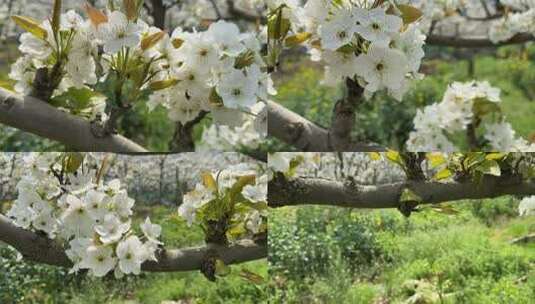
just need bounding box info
[268,199,535,303]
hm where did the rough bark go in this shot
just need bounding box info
[0,214,266,272]
[268,174,535,209]
[0,88,147,152]
[267,100,385,152]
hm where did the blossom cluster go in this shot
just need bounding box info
[8,4,270,140]
[146,20,272,127]
[6,153,163,278]
[269,0,426,100]
[178,163,267,236]
[9,9,105,117]
[406,81,535,152]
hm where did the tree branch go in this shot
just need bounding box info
[267,100,384,152]
[0,214,266,272]
[426,33,535,48]
[0,88,147,152]
[510,233,535,245]
[268,173,535,209]
[329,78,365,150]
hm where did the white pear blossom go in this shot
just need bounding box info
[355,43,408,97]
[356,8,403,44]
[80,245,117,277]
[407,81,535,152]
[116,236,145,275]
[95,214,131,244]
[98,11,142,54]
[112,192,135,218]
[6,153,163,279]
[61,194,95,238]
[319,9,358,50]
[179,184,215,226]
[140,217,163,244]
[66,238,93,274]
[207,21,246,56]
[216,69,258,110]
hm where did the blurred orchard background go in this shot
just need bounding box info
[0,152,268,303]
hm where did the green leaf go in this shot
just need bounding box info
[475,159,501,176]
[336,44,357,54]
[267,7,290,40]
[462,153,486,170]
[286,155,304,177]
[368,152,381,161]
[285,32,312,47]
[11,15,48,40]
[239,268,265,284]
[397,4,423,24]
[434,168,452,180]
[485,152,506,160]
[236,201,268,211]
[63,152,84,173]
[201,172,218,192]
[386,150,402,165]
[0,79,16,92]
[427,153,446,169]
[227,222,247,238]
[214,259,231,277]
[399,188,422,203]
[150,78,179,91]
[229,175,256,203]
[52,0,62,34]
[473,99,502,117]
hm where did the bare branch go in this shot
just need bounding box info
[0,214,266,272]
[268,173,535,209]
[0,88,147,152]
